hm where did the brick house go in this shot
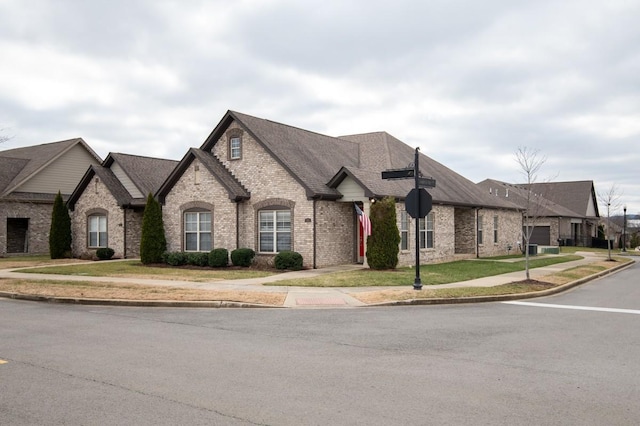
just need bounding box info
[0,139,101,256]
[478,179,600,248]
[156,111,522,268]
[67,153,177,259]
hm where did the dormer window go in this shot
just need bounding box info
[229,136,242,160]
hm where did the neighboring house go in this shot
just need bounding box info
[0,139,102,256]
[477,179,600,247]
[156,110,522,268]
[67,153,178,259]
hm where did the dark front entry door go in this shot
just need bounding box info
[7,218,29,253]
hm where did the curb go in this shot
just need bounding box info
[0,258,634,309]
[368,259,635,307]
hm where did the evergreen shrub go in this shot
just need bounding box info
[231,248,255,267]
[96,247,115,260]
[209,248,229,267]
[274,251,303,270]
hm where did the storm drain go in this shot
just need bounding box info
[296,297,347,306]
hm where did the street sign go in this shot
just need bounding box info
[381,168,414,180]
[418,177,436,188]
[405,188,432,218]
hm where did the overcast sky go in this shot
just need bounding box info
[1,0,638,214]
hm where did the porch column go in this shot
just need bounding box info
[363,201,371,268]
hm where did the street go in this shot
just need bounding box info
[1,261,638,425]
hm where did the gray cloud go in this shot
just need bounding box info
[1,0,638,213]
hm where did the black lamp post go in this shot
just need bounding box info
[623,205,627,252]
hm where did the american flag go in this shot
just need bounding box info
[354,203,372,236]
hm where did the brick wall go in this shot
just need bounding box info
[0,201,53,255]
[71,178,125,259]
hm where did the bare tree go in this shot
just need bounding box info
[597,184,623,261]
[1,127,11,144]
[515,147,550,280]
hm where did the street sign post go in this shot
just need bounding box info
[381,148,437,290]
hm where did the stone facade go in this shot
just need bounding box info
[71,177,125,259]
[397,204,522,265]
[0,201,53,256]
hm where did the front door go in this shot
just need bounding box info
[7,218,29,253]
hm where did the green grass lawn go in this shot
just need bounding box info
[266,255,583,287]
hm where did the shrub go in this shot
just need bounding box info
[209,248,229,267]
[140,193,166,264]
[231,248,255,267]
[186,252,209,267]
[164,251,187,266]
[366,197,400,269]
[96,247,115,260]
[49,191,72,259]
[274,251,303,270]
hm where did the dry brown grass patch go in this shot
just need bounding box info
[0,278,286,306]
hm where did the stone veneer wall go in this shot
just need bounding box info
[125,208,144,258]
[210,121,316,268]
[477,209,523,257]
[0,201,53,255]
[455,208,477,255]
[163,158,238,253]
[314,200,355,267]
[71,178,125,259]
[397,204,457,266]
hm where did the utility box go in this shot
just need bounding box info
[527,244,538,256]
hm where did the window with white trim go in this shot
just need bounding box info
[400,211,409,250]
[478,215,484,245]
[229,136,242,160]
[259,209,291,253]
[88,215,107,248]
[184,211,212,251]
[419,212,434,249]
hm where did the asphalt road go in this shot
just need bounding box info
[1,261,638,425]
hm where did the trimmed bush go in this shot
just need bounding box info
[96,247,115,260]
[186,252,209,267]
[231,248,255,267]
[366,197,400,269]
[274,251,303,270]
[49,191,72,259]
[209,248,229,267]
[140,193,166,264]
[164,251,187,266]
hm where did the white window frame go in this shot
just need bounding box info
[184,211,212,252]
[230,136,242,160]
[88,215,107,248]
[259,209,291,253]
[419,212,434,249]
[478,215,484,245]
[400,211,409,250]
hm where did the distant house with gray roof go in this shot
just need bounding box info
[67,152,178,259]
[0,138,101,256]
[156,111,522,268]
[478,179,600,247]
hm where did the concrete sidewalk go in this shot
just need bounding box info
[0,252,632,308]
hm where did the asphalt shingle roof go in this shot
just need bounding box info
[0,138,100,198]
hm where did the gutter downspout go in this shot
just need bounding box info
[123,207,127,259]
[313,199,317,269]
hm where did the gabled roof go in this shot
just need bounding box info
[335,132,518,208]
[105,152,179,198]
[0,138,101,197]
[157,148,250,203]
[190,111,518,209]
[478,179,583,217]
[68,152,178,210]
[199,110,360,199]
[525,181,599,218]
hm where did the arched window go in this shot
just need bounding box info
[259,209,291,253]
[88,214,107,248]
[184,210,212,252]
